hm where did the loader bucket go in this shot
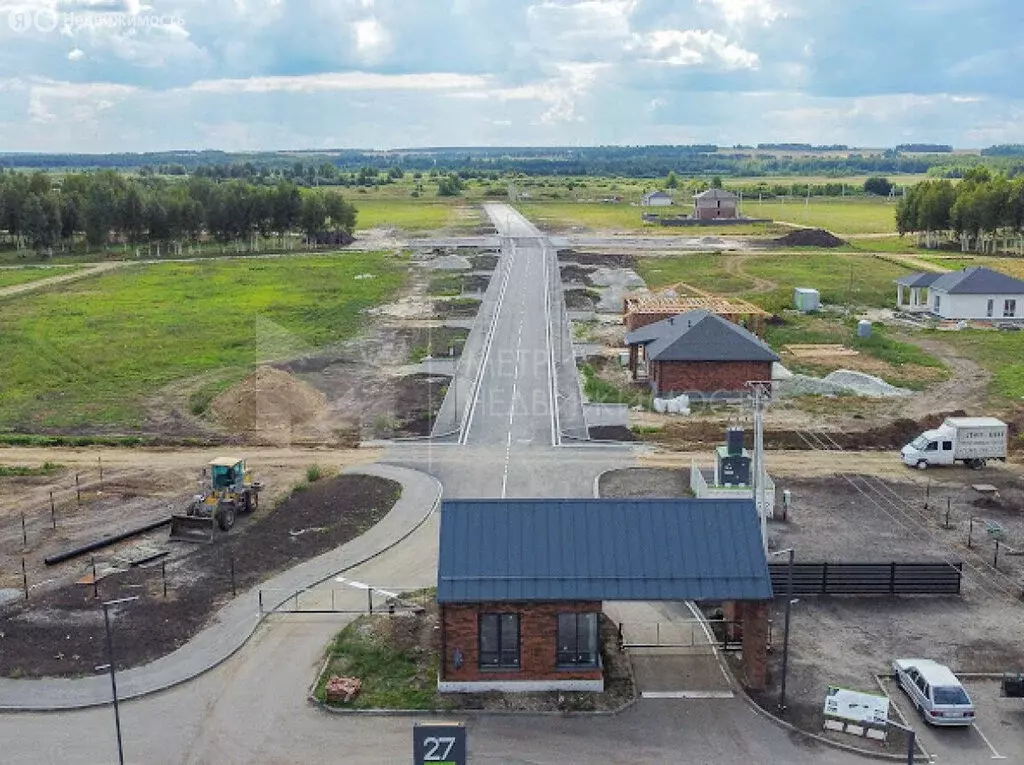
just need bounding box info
[168,514,216,544]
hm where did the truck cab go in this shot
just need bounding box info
[901,429,954,468]
[901,417,1007,470]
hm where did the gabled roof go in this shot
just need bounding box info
[694,188,738,200]
[929,266,1024,295]
[437,498,772,603]
[625,310,779,363]
[643,190,672,200]
[895,272,941,288]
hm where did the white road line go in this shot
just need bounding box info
[973,722,1006,759]
[334,577,399,599]
[543,241,560,446]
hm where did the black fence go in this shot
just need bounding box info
[768,562,963,597]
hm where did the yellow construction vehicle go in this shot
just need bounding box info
[169,457,264,544]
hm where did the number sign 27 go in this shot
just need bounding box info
[413,723,466,765]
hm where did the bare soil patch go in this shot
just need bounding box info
[588,425,636,442]
[558,250,638,269]
[771,229,847,248]
[210,366,327,443]
[368,374,450,438]
[598,467,688,498]
[470,254,499,271]
[0,473,400,678]
[564,288,601,310]
[433,298,481,319]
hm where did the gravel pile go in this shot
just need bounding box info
[775,368,913,398]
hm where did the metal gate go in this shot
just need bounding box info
[616,619,750,652]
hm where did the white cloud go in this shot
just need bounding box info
[639,29,760,70]
[67,47,85,60]
[352,16,391,64]
[185,71,489,94]
[698,0,783,26]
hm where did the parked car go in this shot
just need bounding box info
[892,659,975,726]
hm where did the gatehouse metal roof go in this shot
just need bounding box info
[437,498,772,603]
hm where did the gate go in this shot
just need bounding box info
[617,619,753,652]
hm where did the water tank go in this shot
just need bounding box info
[726,426,744,455]
[857,320,872,338]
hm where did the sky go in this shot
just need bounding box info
[0,0,1021,152]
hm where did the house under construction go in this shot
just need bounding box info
[623,282,770,338]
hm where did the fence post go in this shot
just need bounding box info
[91,556,98,598]
[258,589,263,615]
[162,561,167,598]
[821,562,828,595]
[968,517,974,548]
[924,479,930,510]
[368,587,374,614]
[945,498,951,529]
[98,456,103,490]
[50,491,56,529]
[21,512,27,548]
[656,622,661,646]
[994,539,1000,569]
[21,557,28,600]
[331,588,335,612]
[76,473,81,506]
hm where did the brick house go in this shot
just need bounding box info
[436,498,773,693]
[626,310,779,396]
[694,188,739,219]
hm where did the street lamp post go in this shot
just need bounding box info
[769,548,795,711]
[101,596,138,765]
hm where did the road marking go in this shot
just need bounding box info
[334,577,399,599]
[641,691,734,700]
[972,723,1006,759]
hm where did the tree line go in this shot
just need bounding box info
[896,168,1024,251]
[0,170,356,253]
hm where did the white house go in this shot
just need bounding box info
[641,190,673,207]
[896,266,1024,321]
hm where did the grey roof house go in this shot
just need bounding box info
[896,266,1024,320]
[435,498,773,693]
[624,310,779,395]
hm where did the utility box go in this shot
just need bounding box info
[726,426,745,455]
[794,288,820,313]
[857,320,872,338]
[716,445,751,486]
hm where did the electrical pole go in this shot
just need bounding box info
[747,381,772,554]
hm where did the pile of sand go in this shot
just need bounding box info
[210,366,327,435]
[773,228,847,248]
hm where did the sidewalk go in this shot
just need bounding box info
[0,463,441,711]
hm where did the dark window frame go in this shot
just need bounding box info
[478,613,521,669]
[557,612,600,668]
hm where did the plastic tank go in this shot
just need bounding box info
[857,320,872,338]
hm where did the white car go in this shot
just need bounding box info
[892,659,975,726]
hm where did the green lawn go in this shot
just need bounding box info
[0,253,404,430]
[935,330,1024,398]
[637,253,756,294]
[353,199,481,232]
[749,198,899,234]
[0,266,82,289]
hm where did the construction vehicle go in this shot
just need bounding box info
[169,457,263,544]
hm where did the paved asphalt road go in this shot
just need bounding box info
[0,204,872,763]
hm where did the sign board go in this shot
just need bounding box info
[413,722,466,765]
[823,685,889,725]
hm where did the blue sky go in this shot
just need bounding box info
[0,0,1020,152]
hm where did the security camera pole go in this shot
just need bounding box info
[769,547,795,711]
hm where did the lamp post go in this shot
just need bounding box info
[769,547,795,711]
[101,596,138,765]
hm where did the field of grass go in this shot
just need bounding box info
[0,253,404,430]
[516,202,785,236]
[747,197,899,234]
[0,266,82,289]
[352,198,481,233]
[935,330,1024,399]
[636,251,913,313]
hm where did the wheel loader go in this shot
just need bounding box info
[169,457,264,544]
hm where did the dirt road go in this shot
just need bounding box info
[0,262,123,300]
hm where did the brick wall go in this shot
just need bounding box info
[441,601,603,683]
[652,360,772,395]
[741,601,770,690]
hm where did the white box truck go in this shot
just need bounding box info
[901,417,1008,470]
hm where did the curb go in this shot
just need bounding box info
[0,464,443,713]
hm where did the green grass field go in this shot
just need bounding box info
[636,251,913,313]
[515,202,786,236]
[747,198,899,234]
[932,331,1024,398]
[0,266,82,289]
[352,198,482,232]
[0,253,404,430]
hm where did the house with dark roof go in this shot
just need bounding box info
[896,266,1024,320]
[624,310,780,396]
[436,498,773,693]
[694,188,738,220]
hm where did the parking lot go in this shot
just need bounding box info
[880,676,1024,762]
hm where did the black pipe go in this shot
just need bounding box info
[44,517,172,566]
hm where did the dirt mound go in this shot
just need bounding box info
[773,228,847,248]
[210,366,327,437]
